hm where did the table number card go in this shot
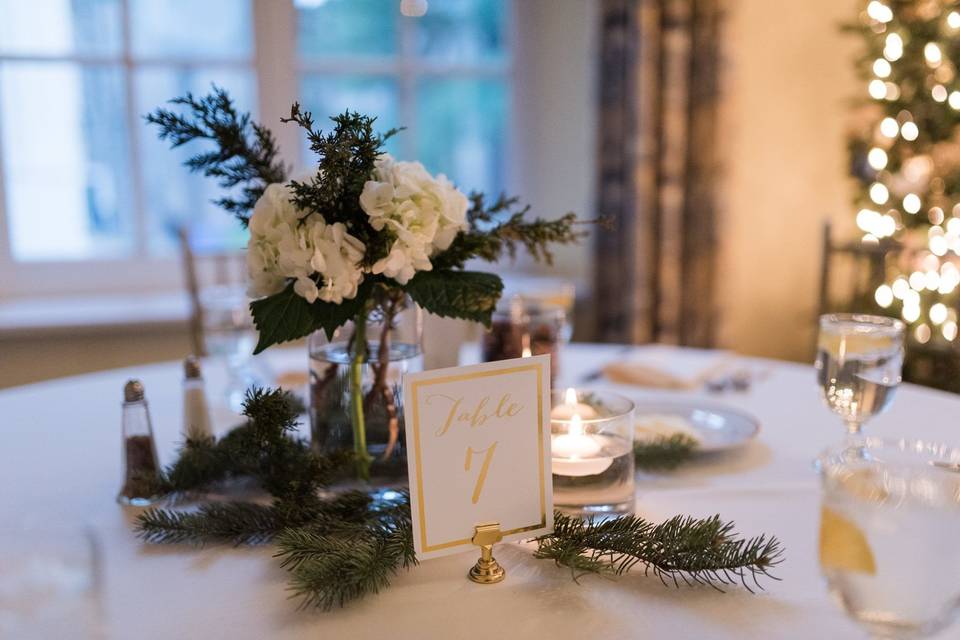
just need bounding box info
[403,355,553,560]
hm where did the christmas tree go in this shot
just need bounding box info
[849,0,960,351]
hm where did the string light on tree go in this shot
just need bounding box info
[870,182,890,204]
[868,147,888,169]
[884,32,904,60]
[851,0,960,348]
[876,284,895,307]
[868,1,894,23]
[879,116,900,137]
[903,193,921,213]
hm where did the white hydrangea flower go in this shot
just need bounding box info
[247,181,365,304]
[359,154,468,284]
[308,220,366,304]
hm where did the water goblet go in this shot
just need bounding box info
[815,314,904,436]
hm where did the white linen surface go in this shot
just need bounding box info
[2,344,958,639]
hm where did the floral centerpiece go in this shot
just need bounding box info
[147,88,587,483]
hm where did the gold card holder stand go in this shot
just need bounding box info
[468,522,505,584]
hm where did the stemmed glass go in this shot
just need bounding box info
[815,314,905,436]
[818,438,960,638]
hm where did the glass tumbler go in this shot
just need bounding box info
[818,438,960,638]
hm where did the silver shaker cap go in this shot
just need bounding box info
[124,379,145,403]
[184,355,202,379]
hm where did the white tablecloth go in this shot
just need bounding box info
[2,343,959,639]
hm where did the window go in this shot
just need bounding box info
[0,0,511,296]
[0,0,255,264]
[296,0,510,198]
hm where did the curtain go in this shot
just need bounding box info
[593,0,722,347]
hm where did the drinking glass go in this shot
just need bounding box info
[0,526,105,639]
[480,296,567,382]
[200,284,269,412]
[815,314,904,435]
[818,438,960,638]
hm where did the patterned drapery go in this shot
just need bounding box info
[593,0,722,347]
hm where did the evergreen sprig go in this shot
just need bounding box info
[431,193,589,270]
[534,512,783,591]
[145,86,287,223]
[275,496,416,610]
[137,502,289,545]
[137,387,346,537]
[281,104,399,265]
[634,434,699,471]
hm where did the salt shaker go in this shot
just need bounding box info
[118,379,162,506]
[182,356,213,441]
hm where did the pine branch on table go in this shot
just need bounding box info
[136,502,289,545]
[535,512,783,592]
[275,507,416,611]
[634,434,699,471]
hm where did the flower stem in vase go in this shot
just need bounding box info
[364,294,401,462]
[350,308,372,481]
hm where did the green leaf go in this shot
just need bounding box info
[250,280,374,354]
[404,270,503,326]
[250,284,320,354]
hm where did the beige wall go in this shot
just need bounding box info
[715,0,859,361]
[0,326,191,389]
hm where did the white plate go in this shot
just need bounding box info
[632,401,760,453]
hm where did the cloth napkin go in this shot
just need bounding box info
[601,345,735,390]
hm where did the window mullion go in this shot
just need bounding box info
[397,13,417,160]
[253,0,299,167]
[120,0,148,258]
[0,89,11,290]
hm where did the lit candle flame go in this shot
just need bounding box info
[569,413,583,437]
[564,387,577,405]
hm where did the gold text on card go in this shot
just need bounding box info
[428,393,523,437]
[464,442,498,504]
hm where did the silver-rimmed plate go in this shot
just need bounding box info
[632,401,760,453]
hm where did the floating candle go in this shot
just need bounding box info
[551,414,614,476]
[550,387,599,420]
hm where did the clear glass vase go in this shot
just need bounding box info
[308,294,423,488]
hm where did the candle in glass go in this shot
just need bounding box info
[550,389,635,517]
[550,387,598,420]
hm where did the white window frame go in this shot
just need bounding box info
[0,0,515,299]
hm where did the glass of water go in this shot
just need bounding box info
[200,284,269,412]
[0,526,105,639]
[818,438,960,638]
[815,314,904,436]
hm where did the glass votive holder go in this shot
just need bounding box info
[550,388,635,517]
[480,297,566,382]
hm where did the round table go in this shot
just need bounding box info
[2,343,958,639]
